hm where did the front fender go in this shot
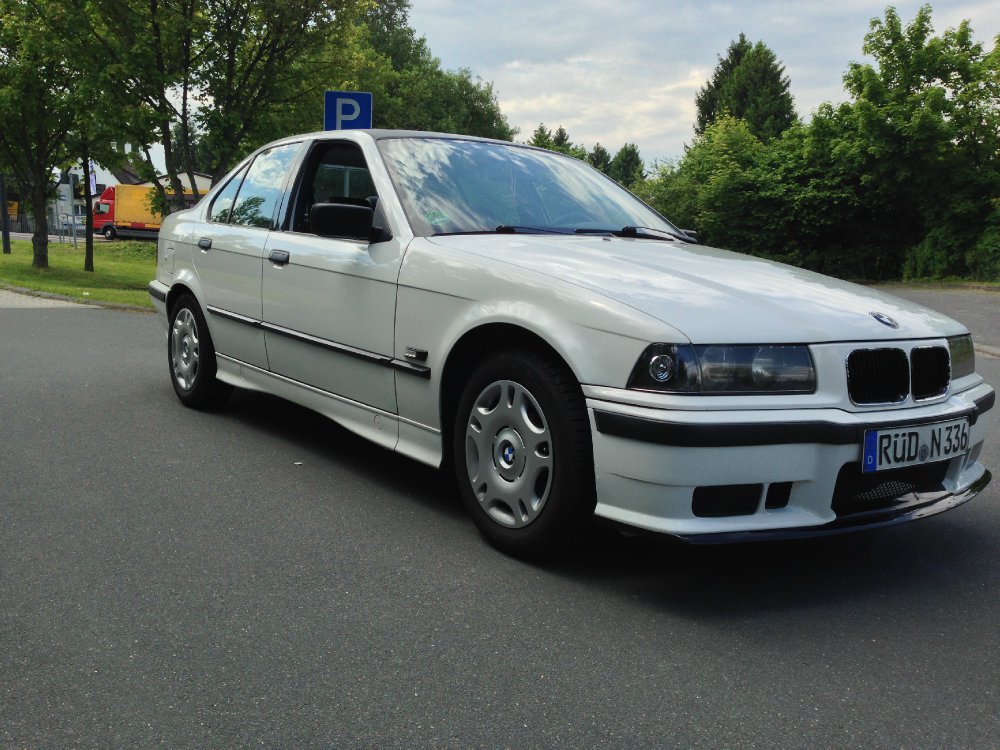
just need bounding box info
[393,238,683,432]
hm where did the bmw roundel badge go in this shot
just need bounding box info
[870,311,899,329]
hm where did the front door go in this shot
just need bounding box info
[261,139,401,416]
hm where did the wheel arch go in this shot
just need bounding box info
[164,268,209,318]
[165,282,198,316]
[438,322,582,461]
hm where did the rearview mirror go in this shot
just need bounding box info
[311,202,391,243]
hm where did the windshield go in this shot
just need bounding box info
[377,137,679,238]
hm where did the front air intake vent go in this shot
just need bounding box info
[847,348,909,405]
[832,462,949,516]
[910,346,950,400]
[692,484,762,517]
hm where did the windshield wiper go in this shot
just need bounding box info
[496,225,574,235]
[574,225,695,243]
[432,226,574,237]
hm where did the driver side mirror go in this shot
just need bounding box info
[311,202,391,243]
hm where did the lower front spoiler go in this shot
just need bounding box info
[675,469,991,545]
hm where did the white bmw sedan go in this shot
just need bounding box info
[149,130,994,557]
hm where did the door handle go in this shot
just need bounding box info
[197,237,212,250]
[269,249,290,266]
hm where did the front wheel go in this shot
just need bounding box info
[168,294,233,409]
[453,349,596,558]
[102,225,117,240]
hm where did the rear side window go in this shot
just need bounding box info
[228,142,302,229]
[209,164,249,223]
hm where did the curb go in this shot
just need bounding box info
[874,281,1000,293]
[0,281,155,314]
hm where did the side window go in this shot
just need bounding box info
[229,142,302,229]
[209,164,249,223]
[291,141,378,234]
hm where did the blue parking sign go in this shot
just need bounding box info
[324,91,373,130]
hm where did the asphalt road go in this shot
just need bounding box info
[1,288,997,748]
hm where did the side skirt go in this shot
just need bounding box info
[215,354,443,468]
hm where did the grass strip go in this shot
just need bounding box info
[0,238,156,308]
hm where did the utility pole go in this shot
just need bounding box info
[0,172,10,254]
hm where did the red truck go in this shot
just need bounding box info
[93,183,196,240]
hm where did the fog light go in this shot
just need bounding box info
[649,354,675,383]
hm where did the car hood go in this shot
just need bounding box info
[427,234,966,343]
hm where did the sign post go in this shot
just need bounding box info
[324,91,373,131]
[0,172,10,254]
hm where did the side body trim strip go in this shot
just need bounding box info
[207,305,262,328]
[207,305,430,379]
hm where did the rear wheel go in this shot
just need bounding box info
[453,349,595,558]
[168,294,233,408]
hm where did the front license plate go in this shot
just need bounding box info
[862,418,970,474]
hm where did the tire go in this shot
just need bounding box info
[167,294,233,409]
[453,348,596,558]
[102,225,117,240]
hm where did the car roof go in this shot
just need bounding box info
[267,129,537,151]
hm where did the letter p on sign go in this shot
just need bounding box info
[324,91,373,130]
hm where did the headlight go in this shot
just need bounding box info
[628,344,816,394]
[948,334,975,379]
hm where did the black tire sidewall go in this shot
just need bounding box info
[452,349,595,557]
[168,294,227,408]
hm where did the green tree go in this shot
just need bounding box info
[644,107,922,280]
[527,124,587,158]
[62,0,362,200]
[644,6,999,283]
[588,143,612,175]
[194,0,361,183]
[642,117,762,247]
[609,143,645,188]
[695,33,796,141]
[330,2,516,141]
[382,66,516,139]
[552,127,587,159]
[551,126,572,151]
[57,0,201,211]
[62,29,141,271]
[967,200,1000,280]
[841,4,1000,278]
[0,0,77,268]
[362,0,426,71]
[529,124,554,149]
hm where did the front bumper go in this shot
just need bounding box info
[587,385,994,541]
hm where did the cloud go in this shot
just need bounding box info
[409,0,1000,163]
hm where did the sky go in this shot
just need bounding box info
[408,0,1000,165]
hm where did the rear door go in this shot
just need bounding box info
[193,141,303,368]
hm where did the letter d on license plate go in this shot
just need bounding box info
[862,418,970,474]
